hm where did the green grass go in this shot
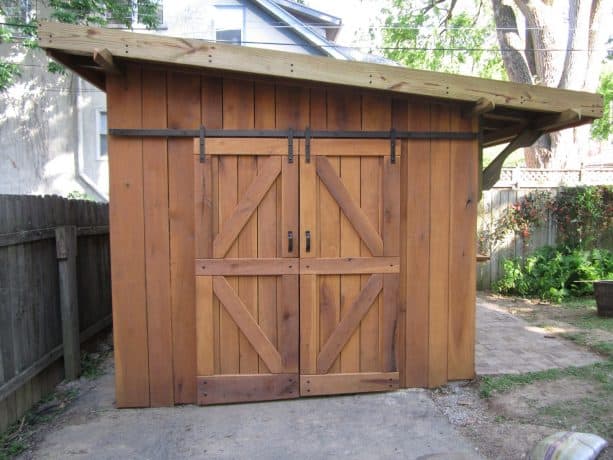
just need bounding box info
[479,360,613,398]
[559,298,613,332]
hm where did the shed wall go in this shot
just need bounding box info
[107,63,478,407]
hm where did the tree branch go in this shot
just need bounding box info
[491,0,533,84]
[558,0,591,90]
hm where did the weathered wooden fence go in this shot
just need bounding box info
[0,195,111,432]
[477,167,613,290]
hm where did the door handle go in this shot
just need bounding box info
[305,230,311,253]
[288,231,293,253]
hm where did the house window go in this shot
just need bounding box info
[215,6,244,44]
[107,0,164,29]
[97,111,108,160]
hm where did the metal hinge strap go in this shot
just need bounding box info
[305,126,311,163]
[390,128,397,164]
[199,125,206,163]
[288,128,294,163]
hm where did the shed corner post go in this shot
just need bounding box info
[55,225,81,380]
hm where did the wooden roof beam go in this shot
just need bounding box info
[37,21,604,118]
[482,129,541,190]
[93,48,123,75]
[462,97,495,118]
[46,50,106,91]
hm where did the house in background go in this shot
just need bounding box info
[0,0,351,200]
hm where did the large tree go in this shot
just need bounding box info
[379,0,610,168]
[492,0,609,167]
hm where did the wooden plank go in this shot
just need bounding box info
[448,106,478,380]
[317,274,384,374]
[107,65,150,407]
[300,257,400,274]
[381,100,403,374]
[193,138,289,156]
[316,156,384,256]
[213,277,284,374]
[402,101,431,388]
[337,96,362,374]
[299,275,318,374]
[197,374,298,405]
[142,69,174,407]
[360,94,388,373]
[238,152,261,375]
[38,22,604,118]
[55,226,80,380]
[196,258,299,276]
[301,372,399,396]
[278,275,299,372]
[202,76,223,375]
[428,103,451,388]
[310,139,393,156]
[255,81,278,374]
[167,70,200,403]
[196,276,214,376]
[213,156,281,258]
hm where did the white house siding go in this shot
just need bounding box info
[0,0,329,200]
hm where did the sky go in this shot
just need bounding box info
[300,0,384,46]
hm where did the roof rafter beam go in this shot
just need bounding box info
[482,129,542,190]
[46,50,105,91]
[93,48,123,75]
[462,97,495,118]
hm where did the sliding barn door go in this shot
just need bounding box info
[299,139,401,396]
[194,139,299,405]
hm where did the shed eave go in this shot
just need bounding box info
[38,21,604,126]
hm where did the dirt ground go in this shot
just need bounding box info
[431,294,613,460]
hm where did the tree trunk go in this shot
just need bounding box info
[491,0,607,168]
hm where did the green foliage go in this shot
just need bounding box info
[549,186,613,249]
[0,0,162,89]
[67,190,93,200]
[591,72,612,140]
[378,0,506,78]
[478,191,550,254]
[494,246,613,302]
[0,61,20,91]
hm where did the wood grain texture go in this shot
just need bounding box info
[197,374,298,405]
[167,71,200,403]
[316,156,384,257]
[213,277,284,374]
[142,69,174,406]
[278,275,299,372]
[196,259,299,275]
[193,138,289,156]
[213,156,281,258]
[107,65,150,407]
[317,274,384,374]
[447,107,478,380]
[299,275,318,374]
[428,103,451,388]
[300,372,399,396]
[254,82,278,374]
[309,139,392,156]
[39,22,604,118]
[300,257,400,274]
[195,276,214,376]
[402,101,431,388]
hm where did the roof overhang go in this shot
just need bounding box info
[38,21,603,150]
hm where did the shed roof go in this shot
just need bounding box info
[38,21,603,148]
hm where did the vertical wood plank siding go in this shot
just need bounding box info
[107,69,479,405]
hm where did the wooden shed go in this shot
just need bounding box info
[39,21,602,407]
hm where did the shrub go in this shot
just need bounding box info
[549,186,613,249]
[495,246,613,302]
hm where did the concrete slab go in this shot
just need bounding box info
[475,295,602,375]
[21,365,482,460]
